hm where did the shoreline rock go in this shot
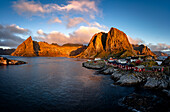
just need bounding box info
[82,61,105,69]
[115,74,143,86]
[162,89,170,97]
[144,77,169,89]
[100,66,115,75]
[120,93,170,112]
[0,56,27,65]
[111,70,170,89]
[82,61,170,89]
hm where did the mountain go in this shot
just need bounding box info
[78,27,137,58]
[11,28,157,58]
[133,44,156,57]
[0,48,16,55]
[152,51,168,57]
[62,43,83,47]
[11,36,83,57]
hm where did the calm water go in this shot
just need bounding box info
[0,56,136,112]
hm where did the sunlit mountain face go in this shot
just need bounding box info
[0,0,169,51]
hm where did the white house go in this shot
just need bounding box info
[94,58,101,61]
[118,59,127,64]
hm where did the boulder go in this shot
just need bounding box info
[82,62,105,69]
[116,74,142,85]
[102,67,115,75]
[144,77,169,89]
[111,71,123,81]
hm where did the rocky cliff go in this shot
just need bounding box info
[133,44,156,57]
[78,27,137,58]
[11,36,83,57]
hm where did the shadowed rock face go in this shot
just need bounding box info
[79,27,136,58]
[11,36,83,57]
[133,44,156,56]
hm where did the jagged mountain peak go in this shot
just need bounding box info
[79,27,136,58]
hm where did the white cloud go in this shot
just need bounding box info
[37,29,46,35]
[57,0,98,12]
[127,35,170,51]
[13,0,98,16]
[13,0,103,29]
[36,26,104,45]
[66,17,108,30]
[90,22,108,29]
[127,35,144,45]
[69,26,104,43]
[49,17,62,23]
[148,43,170,51]
[13,0,45,15]
[67,17,89,28]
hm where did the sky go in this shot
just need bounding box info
[0,0,170,51]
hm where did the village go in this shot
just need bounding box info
[83,56,170,96]
[87,56,169,74]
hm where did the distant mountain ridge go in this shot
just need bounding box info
[11,36,84,57]
[11,27,156,58]
[0,48,15,55]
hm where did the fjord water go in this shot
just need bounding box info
[0,56,135,112]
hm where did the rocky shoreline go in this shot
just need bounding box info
[83,61,170,111]
[83,61,170,89]
[0,56,27,65]
[119,93,170,112]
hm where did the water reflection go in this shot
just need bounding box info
[0,56,134,112]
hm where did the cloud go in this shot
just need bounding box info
[37,29,46,35]
[13,0,98,16]
[13,0,45,16]
[90,22,108,29]
[127,36,144,44]
[148,43,170,51]
[36,26,104,45]
[49,17,62,24]
[66,17,108,29]
[6,24,30,34]
[57,0,97,12]
[127,35,170,51]
[0,24,31,47]
[67,17,89,28]
[13,0,102,29]
[69,26,104,43]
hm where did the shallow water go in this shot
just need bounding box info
[0,55,158,112]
